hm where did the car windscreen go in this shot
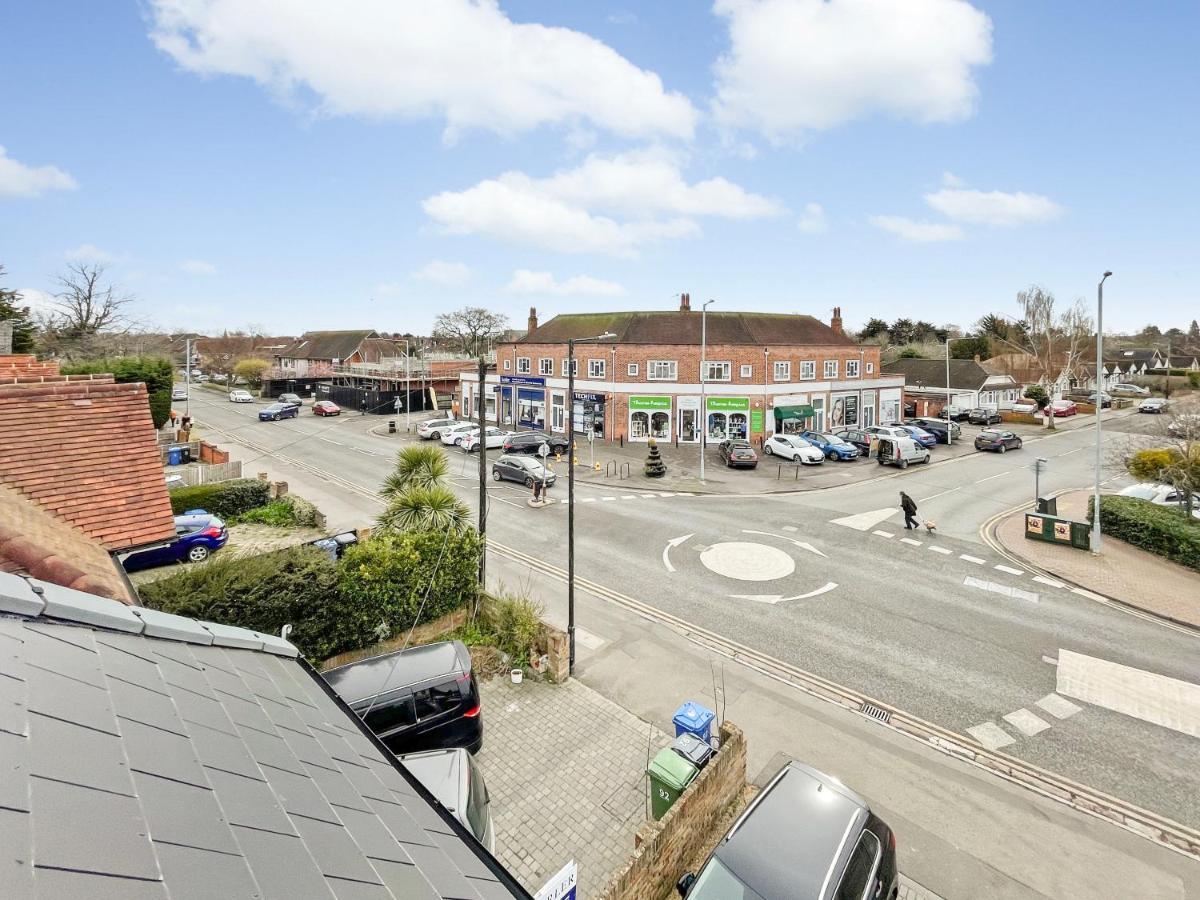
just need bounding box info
[822,434,849,445]
[687,856,767,900]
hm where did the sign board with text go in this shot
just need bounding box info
[706,396,750,411]
[535,860,577,900]
[628,395,671,410]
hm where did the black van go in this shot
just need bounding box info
[323,641,483,755]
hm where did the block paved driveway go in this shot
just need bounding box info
[475,677,671,898]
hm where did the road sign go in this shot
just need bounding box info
[534,860,577,900]
[538,442,550,457]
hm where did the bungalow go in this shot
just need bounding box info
[274,329,381,377]
[883,358,1020,413]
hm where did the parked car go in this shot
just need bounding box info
[324,640,483,755]
[312,400,341,416]
[228,389,254,403]
[675,760,898,900]
[718,439,759,468]
[493,455,556,487]
[967,408,1002,426]
[1110,383,1150,398]
[1117,483,1200,519]
[278,392,303,407]
[889,424,938,449]
[460,426,511,452]
[1138,398,1168,414]
[171,387,188,401]
[122,512,228,571]
[762,434,824,464]
[830,427,873,454]
[865,425,912,441]
[943,405,972,422]
[871,435,931,469]
[904,417,961,444]
[502,431,569,456]
[974,429,1023,453]
[259,402,299,421]
[440,422,480,446]
[400,748,495,854]
[1069,390,1111,408]
[799,430,859,460]
[1008,400,1038,414]
[1049,400,1078,417]
[418,417,459,440]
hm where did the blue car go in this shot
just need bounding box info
[123,512,228,571]
[892,424,938,449]
[799,430,860,461]
[259,402,299,421]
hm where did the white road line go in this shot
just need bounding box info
[782,525,798,533]
[1057,649,1200,739]
[1033,575,1064,588]
[321,438,344,446]
[1035,693,1082,720]
[602,497,616,502]
[899,537,922,546]
[353,447,375,455]
[960,554,985,565]
[917,487,959,503]
[872,530,895,538]
[658,492,675,497]
[1071,586,1108,602]
[830,508,898,531]
[1042,655,1059,666]
[963,576,1039,603]
[1003,708,1051,736]
[966,722,1015,750]
[928,546,953,555]
[620,495,636,501]
[579,498,597,503]
[994,564,1025,576]
[973,472,1008,485]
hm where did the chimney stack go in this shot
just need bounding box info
[527,307,538,333]
[680,293,691,312]
[830,306,844,336]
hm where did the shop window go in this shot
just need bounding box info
[517,357,531,374]
[648,360,677,381]
[631,411,650,439]
[774,361,791,381]
[503,359,511,371]
[846,359,860,378]
[651,411,670,439]
[739,364,753,378]
[728,412,748,439]
[539,358,553,375]
[824,360,838,379]
[702,361,731,382]
[562,358,578,377]
[627,363,639,377]
[588,359,605,378]
[800,361,816,380]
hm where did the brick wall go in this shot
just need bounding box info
[597,721,747,900]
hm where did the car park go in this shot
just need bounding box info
[1049,400,1078,417]
[400,748,495,854]
[502,431,569,456]
[676,760,898,900]
[228,389,254,402]
[831,427,873,454]
[460,426,511,452]
[1138,398,1168,414]
[974,429,1022,453]
[312,400,341,416]
[904,417,961,444]
[1118,483,1200,519]
[440,422,480,446]
[718,439,759,468]
[1111,383,1150,398]
[278,392,303,407]
[122,512,228,570]
[799,430,859,460]
[323,640,484,755]
[418,417,459,440]
[492,455,556,487]
[259,402,299,421]
[889,423,938,449]
[967,408,1002,425]
[171,387,188,401]
[762,434,824,464]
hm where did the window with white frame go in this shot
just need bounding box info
[647,360,677,381]
[773,361,791,381]
[561,358,578,377]
[587,358,605,378]
[702,361,732,382]
[824,359,838,379]
[800,361,816,380]
[627,363,639,377]
[739,364,753,378]
[503,359,511,371]
[517,357,531,374]
[538,357,553,375]
[846,359,860,378]
[866,362,874,374]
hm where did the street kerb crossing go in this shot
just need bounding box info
[489,539,1200,862]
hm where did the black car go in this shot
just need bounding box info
[967,408,1002,425]
[904,417,962,444]
[678,761,897,900]
[502,430,569,455]
[718,439,758,469]
[975,429,1022,453]
[277,392,303,407]
[323,640,483,755]
[831,427,873,454]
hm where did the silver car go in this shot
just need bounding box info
[1118,483,1200,519]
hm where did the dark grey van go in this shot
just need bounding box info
[323,641,483,756]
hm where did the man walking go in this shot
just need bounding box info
[900,491,919,530]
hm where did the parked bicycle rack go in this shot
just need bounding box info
[776,463,801,481]
[605,460,617,478]
[620,462,631,479]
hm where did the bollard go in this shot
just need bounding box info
[388,420,396,433]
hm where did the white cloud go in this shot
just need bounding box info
[870,215,963,242]
[0,146,77,197]
[423,150,784,256]
[608,11,638,25]
[180,259,217,275]
[64,243,116,264]
[712,0,993,140]
[15,288,56,316]
[148,0,695,140]
[796,202,827,234]
[505,270,626,297]
[412,260,471,285]
[941,171,965,188]
[924,186,1064,226]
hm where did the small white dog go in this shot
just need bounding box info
[923,519,938,535]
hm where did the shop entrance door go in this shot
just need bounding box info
[862,391,876,428]
[679,408,698,442]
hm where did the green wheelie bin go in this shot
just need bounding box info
[647,747,698,821]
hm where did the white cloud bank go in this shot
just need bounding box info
[796,202,827,234]
[0,146,77,197]
[64,244,116,264]
[505,270,625,297]
[712,0,993,140]
[870,215,963,243]
[147,0,696,140]
[423,150,784,256]
[412,260,471,285]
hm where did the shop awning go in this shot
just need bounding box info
[774,404,814,421]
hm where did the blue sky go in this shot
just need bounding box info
[2,1,1197,337]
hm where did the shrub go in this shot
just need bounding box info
[1089,495,1200,572]
[169,479,271,518]
[62,356,173,428]
[284,494,321,527]
[231,499,299,527]
[483,592,544,668]
[1189,371,1200,389]
[376,486,470,534]
[381,445,449,498]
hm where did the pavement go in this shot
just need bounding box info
[992,489,1200,630]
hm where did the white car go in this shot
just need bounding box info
[418,418,459,440]
[865,425,912,441]
[171,387,188,401]
[229,389,254,403]
[440,422,479,446]
[1111,383,1150,398]
[762,434,824,464]
[1008,400,1038,414]
[1118,483,1200,519]
[460,427,511,452]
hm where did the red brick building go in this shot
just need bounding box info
[460,298,905,443]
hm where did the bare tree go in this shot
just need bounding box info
[51,263,134,338]
[432,307,509,358]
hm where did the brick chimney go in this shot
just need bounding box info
[830,306,844,336]
[680,293,691,312]
[527,307,538,333]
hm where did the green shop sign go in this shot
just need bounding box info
[629,395,671,410]
[706,397,750,411]
[750,409,764,432]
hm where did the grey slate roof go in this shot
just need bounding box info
[280,330,378,362]
[0,571,528,900]
[881,358,999,391]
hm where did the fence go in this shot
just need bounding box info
[167,460,244,487]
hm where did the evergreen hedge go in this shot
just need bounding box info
[169,479,271,518]
[1090,495,1200,572]
[61,356,174,428]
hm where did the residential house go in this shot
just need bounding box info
[981,351,1081,400]
[274,330,381,377]
[883,358,1020,413]
[460,300,905,441]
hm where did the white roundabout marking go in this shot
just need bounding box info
[699,542,795,582]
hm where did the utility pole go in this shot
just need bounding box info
[185,337,192,420]
[477,357,488,590]
[945,338,953,445]
[1092,271,1112,554]
[700,300,714,480]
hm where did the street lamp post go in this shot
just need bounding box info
[567,332,615,674]
[1034,457,1048,505]
[763,348,770,445]
[944,339,953,446]
[1092,271,1112,553]
[700,300,715,480]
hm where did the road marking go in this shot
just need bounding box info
[1003,708,1051,736]
[872,530,894,538]
[959,554,985,565]
[658,492,675,497]
[579,497,596,503]
[321,438,344,446]
[1042,655,1059,666]
[602,496,616,501]
[973,472,1008,485]
[1056,649,1200,739]
[917,487,959,503]
[353,447,375,455]
[899,537,922,546]
[1035,693,1082,720]
[574,627,607,650]
[620,495,636,500]
[1071,586,1108,602]
[963,576,1039,603]
[730,582,838,604]
[830,508,898,531]
[967,722,1015,750]
[661,534,694,573]
[1033,575,1064,588]
[994,564,1025,576]
[742,530,828,558]
[928,546,952,555]
[782,525,798,532]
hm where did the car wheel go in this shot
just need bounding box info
[899,459,909,469]
[1016,440,1023,449]
[826,450,836,460]
[763,445,773,455]
[187,546,209,564]
[492,471,502,481]
[999,444,1007,453]
[430,431,441,440]
[524,477,535,488]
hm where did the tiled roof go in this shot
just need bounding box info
[881,358,998,391]
[0,356,176,552]
[516,311,852,347]
[0,570,529,900]
[279,330,378,362]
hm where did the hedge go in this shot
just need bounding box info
[1089,495,1200,572]
[62,356,174,429]
[169,479,271,518]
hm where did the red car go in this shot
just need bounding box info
[1049,400,1078,417]
[313,400,341,416]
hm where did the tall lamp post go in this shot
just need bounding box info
[700,300,715,480]
[944,338,953,445]
[1092,271,1112,553]
[567,332,615,674]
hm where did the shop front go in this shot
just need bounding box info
[773,401,815,435]
[879,388,902,425]
[629,395,671,442]
[706,397,750,441]
[500,375,546,430]
[829,392,860,429]
[572,391,607,440]
[677,396,700,443]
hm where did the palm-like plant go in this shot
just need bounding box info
[380,445,449,499]
[376,486,470,534]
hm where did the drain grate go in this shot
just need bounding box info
[860,701,891,724]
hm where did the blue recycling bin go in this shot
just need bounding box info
[672,701,715,743]
[167,447,182,466]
